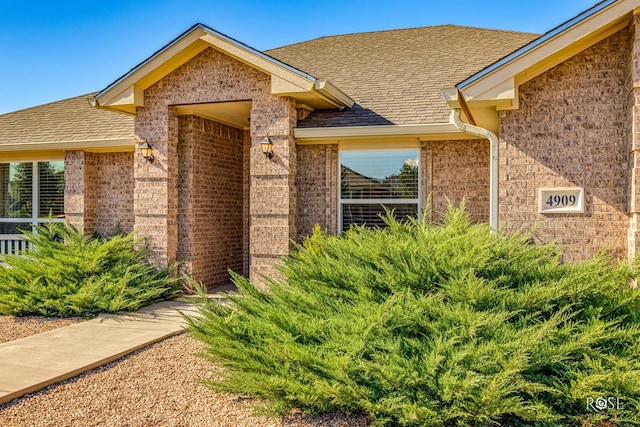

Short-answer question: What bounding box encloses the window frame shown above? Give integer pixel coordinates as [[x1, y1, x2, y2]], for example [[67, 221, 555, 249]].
[[338, 147, 421, 233], [0, 160, 65, 233]]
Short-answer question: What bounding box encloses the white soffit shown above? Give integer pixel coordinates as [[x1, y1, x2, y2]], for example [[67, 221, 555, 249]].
[[294, 123, 476, 144], [175, 101, 252, 130]]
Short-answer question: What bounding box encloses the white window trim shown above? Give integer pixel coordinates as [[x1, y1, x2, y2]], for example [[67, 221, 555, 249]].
[[338, 148, 421, 233], [0, 161, 65, 234]]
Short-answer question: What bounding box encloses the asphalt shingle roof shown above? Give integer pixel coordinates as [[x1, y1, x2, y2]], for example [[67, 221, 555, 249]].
[[266, 25, 538, 127], [0, 93, 134, 145], [0, 25, 539, 144]]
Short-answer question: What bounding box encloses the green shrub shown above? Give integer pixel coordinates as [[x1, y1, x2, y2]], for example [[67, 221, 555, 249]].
[[0, 222, 182, 317], [188, 205, 640, 426]]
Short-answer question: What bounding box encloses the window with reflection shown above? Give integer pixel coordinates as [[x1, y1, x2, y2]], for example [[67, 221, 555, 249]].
[[0, 161, 65, 234], [340, 149, 419, 231]]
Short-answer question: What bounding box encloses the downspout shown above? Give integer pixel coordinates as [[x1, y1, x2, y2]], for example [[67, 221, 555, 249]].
[[449, 108, 499, 233]]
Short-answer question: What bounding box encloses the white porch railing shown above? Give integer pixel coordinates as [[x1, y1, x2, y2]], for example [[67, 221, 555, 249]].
[[0, 235, 31, 255]]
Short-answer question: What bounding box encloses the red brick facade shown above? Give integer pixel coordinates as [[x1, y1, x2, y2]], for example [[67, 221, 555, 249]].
[[95, 152, 134, 236], [62, 12, 640, 287], [295, 141, 490, 235], [424, 140, 490, 223], [627, 13, 640, 258], [296, 144, 339, 240], [134, 47, 297, 286], [65, 151, 134, 237], [499, 28, 630, 260], [177, 115, 246, 286]]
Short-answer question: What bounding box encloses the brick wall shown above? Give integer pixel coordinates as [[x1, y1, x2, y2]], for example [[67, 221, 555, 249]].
[[136, 47, 297, 284], [95, 152, 134, 236], [65, 151, 134, 237], [295, 143, 486, 238], [424, 140, 490, 223], [296, 144, 338, 240], [248, 97, 298, 285], [499, 28, 630, 261], [178, 115, 245, 287], [627, 13, 640, 258], [134, 104, 179, 268], [64, 151, 96, 234], [242, 130, 251, 279]]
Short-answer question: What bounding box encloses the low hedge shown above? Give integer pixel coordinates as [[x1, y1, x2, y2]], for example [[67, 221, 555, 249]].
[[0, 222, 182, 317], [188, 205, 640, 426]]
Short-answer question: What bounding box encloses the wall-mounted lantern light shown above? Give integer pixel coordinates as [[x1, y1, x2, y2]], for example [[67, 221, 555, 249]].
[[140, 142, 154, 162], [261, 137, 274, 159]]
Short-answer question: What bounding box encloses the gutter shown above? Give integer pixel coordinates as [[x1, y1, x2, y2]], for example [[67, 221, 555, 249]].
[[449, 108, 499, 233], [449, 0, 620, 232], [294, 123, 461, 141], [0, 138, 135, 152], [314, 80, 355, 109]]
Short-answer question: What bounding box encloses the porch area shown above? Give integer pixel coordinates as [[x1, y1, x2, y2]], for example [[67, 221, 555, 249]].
[[175, 113, 250, 287]]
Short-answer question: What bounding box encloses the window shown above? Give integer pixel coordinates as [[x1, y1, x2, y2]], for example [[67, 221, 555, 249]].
[[0, 161, 65, 234], [340, 149, 419, 231]]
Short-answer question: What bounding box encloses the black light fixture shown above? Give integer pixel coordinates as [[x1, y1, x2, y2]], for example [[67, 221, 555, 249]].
[[140, 142, 154, 162], [261, 137, 273, 159]]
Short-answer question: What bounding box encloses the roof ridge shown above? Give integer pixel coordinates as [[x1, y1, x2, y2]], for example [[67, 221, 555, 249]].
[[266, 24, 539, 52]]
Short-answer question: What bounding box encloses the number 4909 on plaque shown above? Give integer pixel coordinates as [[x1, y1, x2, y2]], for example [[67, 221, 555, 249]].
[[538, 187, 584, 214]]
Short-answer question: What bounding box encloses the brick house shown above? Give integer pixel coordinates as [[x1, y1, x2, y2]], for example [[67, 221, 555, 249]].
[[1, 0, 639, 287]]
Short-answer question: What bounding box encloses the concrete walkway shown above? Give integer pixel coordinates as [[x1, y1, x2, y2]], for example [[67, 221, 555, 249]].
[[0, 299, 204, 405]]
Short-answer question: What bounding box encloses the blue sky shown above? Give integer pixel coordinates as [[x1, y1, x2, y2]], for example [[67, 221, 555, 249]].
[[0, 0, 598, 114]]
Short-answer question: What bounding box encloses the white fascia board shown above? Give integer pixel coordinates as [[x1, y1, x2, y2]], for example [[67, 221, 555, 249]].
[[102, 86, 138, 108], [199, 33, 316, 92], [468, 78, 517, 106], [201, 34, 353, 108], [95, 23, 354, 111], [461, 0, 638, 103], [441, 87, 460, 107], [197, 25, 318, 82], [294, 123, 462, 141], [314, 80, 355, 108], [96, 28, 208, 108], [0, 138, 135, 152]]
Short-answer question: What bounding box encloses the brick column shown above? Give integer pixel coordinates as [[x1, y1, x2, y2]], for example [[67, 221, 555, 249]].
[[249, 96, 297, 285], [133, 105, 179, 268], [64, 151, 97, 234], [628, 13, 640, 258]]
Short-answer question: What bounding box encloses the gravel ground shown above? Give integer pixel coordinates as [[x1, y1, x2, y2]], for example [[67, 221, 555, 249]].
[[0, 315, 83, 343], [0, 321, 372, 427]]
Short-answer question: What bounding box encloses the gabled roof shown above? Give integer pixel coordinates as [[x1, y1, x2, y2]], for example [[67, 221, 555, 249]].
[[94, 23, 354, 114], [445, 0, 640, 113], [267, 25, 538, 127], [6, 2, 629, 149], [0, 93, 134, 152]]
